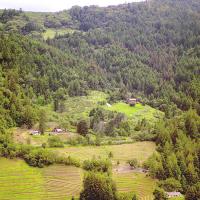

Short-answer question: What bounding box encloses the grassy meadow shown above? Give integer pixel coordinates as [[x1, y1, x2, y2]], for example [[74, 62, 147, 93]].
[[103, 102, 163, 123], [0, 158, 82, 200], [0, 153, 158, 200], [53, 141, 156, 165], [113, 172, 157, 200], [41, 90, 162, 131], [42, 28, 76, 40]]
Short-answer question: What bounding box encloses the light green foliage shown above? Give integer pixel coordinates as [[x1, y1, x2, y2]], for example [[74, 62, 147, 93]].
[[42, 28, 76, 40], [103, 102, 164, 123]]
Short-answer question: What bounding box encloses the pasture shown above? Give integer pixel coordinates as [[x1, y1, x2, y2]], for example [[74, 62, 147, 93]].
[[113, 172, 157, 200], [103, 102, 163, 123], [0, 158, 82, 200], [0, 141, 156, 200], [54, 141, 156, 165], [0, 157, 158, 200]]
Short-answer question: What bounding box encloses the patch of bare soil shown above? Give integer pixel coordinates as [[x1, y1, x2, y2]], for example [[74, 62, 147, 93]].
[[114, 165, 147, 174]]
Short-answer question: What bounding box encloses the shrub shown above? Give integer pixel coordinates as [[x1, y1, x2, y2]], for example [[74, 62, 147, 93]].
[[77, 120, 88, 136], [185, 182, 200, 200], [127, 158, 139, 168], [82, 158, 112, 174], [153, 187, 168, 200], [159, 178, 182, 192], [24, 149, 55, 167], [48, 136, 64, 148], [56, 156, 81, 168]]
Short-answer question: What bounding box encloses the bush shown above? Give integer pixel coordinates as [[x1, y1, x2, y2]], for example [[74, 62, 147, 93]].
[[24, 148, 55, 167], [185, 182, 200, 200], [67, 136, 88, 146], [127, 158, 139, 168], [48, 136, 64, 148], [153, 187, 168, 200], [80, 172, 117, 200], [77, 120, 89, 136], [82, 158, 112, 174], [56, 156, 81, 168], [158, 178, 182, 192]]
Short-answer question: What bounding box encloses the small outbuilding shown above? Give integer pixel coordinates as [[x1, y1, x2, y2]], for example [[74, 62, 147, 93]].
[[126, 98, 137, 106], [52, 128, 63, 134], [166, 192, 182, 198], [30, 130, 40, 135]]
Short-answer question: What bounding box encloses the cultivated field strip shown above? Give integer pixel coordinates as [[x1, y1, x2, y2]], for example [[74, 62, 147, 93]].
[[41, 165, 83, 199], [0, 158, 82, 200], [56, 142, 156, 164], [113, 172, 156, 200]]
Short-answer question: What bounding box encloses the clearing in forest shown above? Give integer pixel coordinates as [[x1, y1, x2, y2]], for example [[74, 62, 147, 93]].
[[54, 141, 156, 165]]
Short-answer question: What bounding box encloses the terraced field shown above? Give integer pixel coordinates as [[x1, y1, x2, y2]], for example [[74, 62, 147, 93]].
[[54, 141, 156, 165], [0, 158, 82, 200], [0, 158, 44, 200], [113, 172, 157, 200], [41, 165, 83, 200], [0, 158, 157, 200]]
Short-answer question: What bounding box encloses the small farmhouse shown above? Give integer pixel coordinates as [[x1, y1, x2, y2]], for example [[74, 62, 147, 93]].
[[166, 192, 182, 198], [30, 130, 40, 135], [126, 98, 138, 106], [52, 128, 63, 134]]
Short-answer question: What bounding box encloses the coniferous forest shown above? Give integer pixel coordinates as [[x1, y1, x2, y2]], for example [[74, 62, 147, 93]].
[[0, 0, 200, 199]]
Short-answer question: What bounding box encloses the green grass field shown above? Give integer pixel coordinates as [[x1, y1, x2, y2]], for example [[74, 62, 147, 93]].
[[43, 90, 108, 126], [103, 102, 163, 123], [44, 91, 162, 127], [0, 158, 45, 200], [113, 172, 157, 200], [54, 141, 156, 165], [0, 157, 158, 200], [0, 158, 82, 200], [42, 28, 76, 40]]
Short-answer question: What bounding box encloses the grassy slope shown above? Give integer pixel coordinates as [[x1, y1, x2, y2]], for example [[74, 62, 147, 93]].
[[103, 102, 163, 123], [0, 158, 45, 200], [53, 141, 156, 165], [113, 172, 157, 200], [0, 156, 157, 200], [0, 158, 82, 200], [44, 91, 162, 127], [42, 28, 76, 40]]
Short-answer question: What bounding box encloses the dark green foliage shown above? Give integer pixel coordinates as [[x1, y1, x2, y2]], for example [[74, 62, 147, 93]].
[[185, 182, 200, 200], [38, 109, 47, 134], [153, 187, 168, 200], [82, 159, 111, 174], [24, 148, 55, 168], [132, 194, 138, 200], [80, 172, 117, 200], [158, 178, 182, 192], [145, 110, 200, 194], [77, 120, 89, 136], [127, 159, 139, 168]]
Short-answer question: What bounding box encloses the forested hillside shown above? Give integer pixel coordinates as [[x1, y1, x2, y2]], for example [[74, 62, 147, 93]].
[[0, 0, 199, 199]]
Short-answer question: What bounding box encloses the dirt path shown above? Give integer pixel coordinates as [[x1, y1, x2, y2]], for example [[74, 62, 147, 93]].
[[114, 165, 147, 174]]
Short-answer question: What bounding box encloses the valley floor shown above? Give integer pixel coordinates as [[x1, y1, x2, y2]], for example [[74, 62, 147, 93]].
[[0, 142, 156, 200]]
